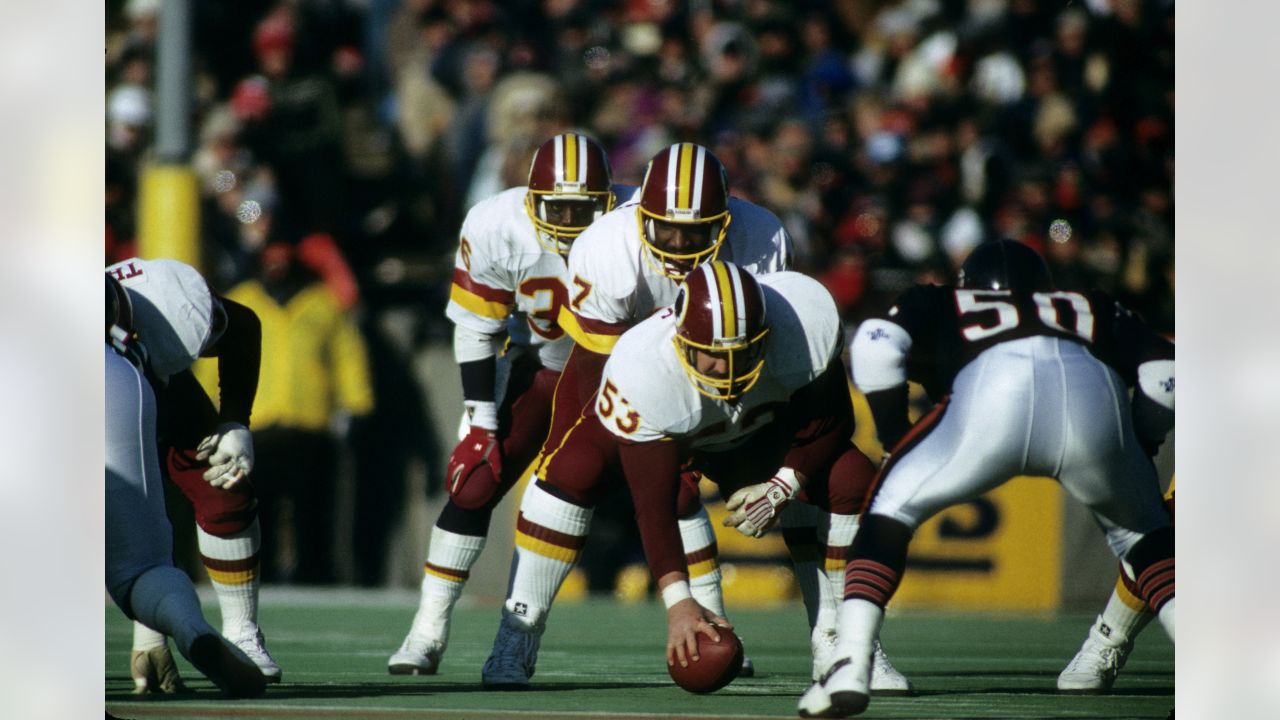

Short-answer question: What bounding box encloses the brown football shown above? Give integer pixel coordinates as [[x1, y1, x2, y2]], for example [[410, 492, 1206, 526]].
[[667, 626, 744, 693]]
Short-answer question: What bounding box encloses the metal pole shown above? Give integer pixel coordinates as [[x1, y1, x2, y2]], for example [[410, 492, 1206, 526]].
[[153, 0, 192, 163]]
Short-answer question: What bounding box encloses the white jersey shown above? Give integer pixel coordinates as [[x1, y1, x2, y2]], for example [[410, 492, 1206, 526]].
[[596, 272, 839, 449], [445, 184, 637, 372], [106, 257, 219, 380], [561, 195, 792, 355]]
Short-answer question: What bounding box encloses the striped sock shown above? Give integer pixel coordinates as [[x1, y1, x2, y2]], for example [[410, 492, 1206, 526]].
[[680, 507, 724, 616], [821, 512, 859, 634], [197, 520, 260, 641], [505, 480, 592, 630], [408, 526, 486, 643], [1099, 575, 1155, 644]]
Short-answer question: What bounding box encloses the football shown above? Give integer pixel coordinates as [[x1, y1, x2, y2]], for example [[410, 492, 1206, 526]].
[[667, 626, 744, 693]]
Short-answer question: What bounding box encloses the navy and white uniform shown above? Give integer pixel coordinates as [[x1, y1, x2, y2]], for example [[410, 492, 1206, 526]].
[[850, 284, 1175, 558]]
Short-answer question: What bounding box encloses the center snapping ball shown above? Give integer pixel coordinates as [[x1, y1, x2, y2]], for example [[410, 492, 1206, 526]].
[[668, 627, 744, 693]]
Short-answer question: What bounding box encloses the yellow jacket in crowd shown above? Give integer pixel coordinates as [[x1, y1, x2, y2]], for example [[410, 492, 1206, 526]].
[[197, 280, 374, 431]]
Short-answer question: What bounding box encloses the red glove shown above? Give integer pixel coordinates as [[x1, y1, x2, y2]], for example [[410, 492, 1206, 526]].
[[447, 426, 504, 499]]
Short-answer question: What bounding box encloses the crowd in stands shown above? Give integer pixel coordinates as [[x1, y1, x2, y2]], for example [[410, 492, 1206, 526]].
[[105, 0, 1175, 584]]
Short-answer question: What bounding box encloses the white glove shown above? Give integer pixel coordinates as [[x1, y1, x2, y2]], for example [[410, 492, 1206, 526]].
[[196, 422, 254, 489], [723, 468, 803, 538]]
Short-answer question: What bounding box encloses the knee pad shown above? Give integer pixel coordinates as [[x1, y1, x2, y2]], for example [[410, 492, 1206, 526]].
[[1123, 525, 1174, 612]]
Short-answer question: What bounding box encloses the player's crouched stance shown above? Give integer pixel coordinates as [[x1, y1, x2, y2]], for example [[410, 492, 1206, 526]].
[[594, 262, 909, 691], [797, 240, 1174, 718], [108, 257, 282, 690], [106, 274, 267, 698]]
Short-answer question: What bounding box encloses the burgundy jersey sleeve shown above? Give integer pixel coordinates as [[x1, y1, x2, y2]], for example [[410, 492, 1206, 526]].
[[619, 438, 686, 580]]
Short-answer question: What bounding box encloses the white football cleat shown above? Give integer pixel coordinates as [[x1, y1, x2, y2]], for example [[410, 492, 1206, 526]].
[[229, 628, 282, 683], [1058, 616, 1132, 693], [869, 639, 912, 695], [481, 610, 542, 690], [740, 655, 756, 678], [388, 634, 446, 675], [797, 655, 872, 718], [131, 643, 187, 694], [187, 633, 267, 698], [811, 626, 839, 682]]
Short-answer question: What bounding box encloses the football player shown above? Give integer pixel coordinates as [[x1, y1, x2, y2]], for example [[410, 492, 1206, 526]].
[[106, 257, 282, 690], [581, 261, 909, 690], [1058, 479, 1175, 692], [106, 273, 267, 698], [387, 133, 633, 675], [798, 239, 1175, 718], [481, 143, 808, 688]]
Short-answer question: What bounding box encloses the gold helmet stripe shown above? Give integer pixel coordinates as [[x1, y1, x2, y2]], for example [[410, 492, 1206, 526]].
[[676, 143, 694, 210], [711, 261, 736, 340], [566, 134, 579, 183]]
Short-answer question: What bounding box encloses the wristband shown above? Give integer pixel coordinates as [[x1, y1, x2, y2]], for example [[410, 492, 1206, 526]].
[[464, 400, 499, 431], [661, 580, 693, 609], [771, 467, 803, 495]]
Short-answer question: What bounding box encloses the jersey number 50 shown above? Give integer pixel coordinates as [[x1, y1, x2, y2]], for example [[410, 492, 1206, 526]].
[[956, 290, 1095, 343]]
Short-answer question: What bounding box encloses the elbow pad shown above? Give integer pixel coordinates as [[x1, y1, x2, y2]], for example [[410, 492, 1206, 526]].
[[1137, 359, 1175, 411], [850, 319, 912, 393]]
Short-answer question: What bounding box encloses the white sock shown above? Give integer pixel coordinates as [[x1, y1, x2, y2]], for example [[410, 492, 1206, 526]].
[[1156, 597, 1174, 642], [197, 520, 261, 640], [835, 598, 884, 664], [505, 481, 592, 630], [780, 502, 823, 629], [132, 621, 167, 652], [680, 506, 724, 616], [128, 565, 218, 659], [1098, 584, 1154, 645], [410, 527, 486, 643]]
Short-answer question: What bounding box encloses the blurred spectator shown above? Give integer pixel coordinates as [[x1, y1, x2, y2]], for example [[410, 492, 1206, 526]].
[[205, 244, 374, 584], [237, 9, 347, 236]]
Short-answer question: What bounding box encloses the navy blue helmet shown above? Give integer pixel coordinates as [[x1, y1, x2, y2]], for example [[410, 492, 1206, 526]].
[[957, 239, 1053, 292]]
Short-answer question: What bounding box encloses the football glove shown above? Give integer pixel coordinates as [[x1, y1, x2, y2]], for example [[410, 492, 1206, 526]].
[[447, 426, 504, 500], [196, 422, 254, 488], [723, 469, 802, 538]]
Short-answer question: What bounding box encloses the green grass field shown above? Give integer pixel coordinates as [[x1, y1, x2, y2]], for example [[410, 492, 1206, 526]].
[[106, 589, 1172, 719]]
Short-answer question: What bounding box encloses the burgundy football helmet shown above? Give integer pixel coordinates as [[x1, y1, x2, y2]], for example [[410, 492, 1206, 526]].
[[637, 143, 732, 280], [524, 132, 615, 255], [671, 261, 769, 400]]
